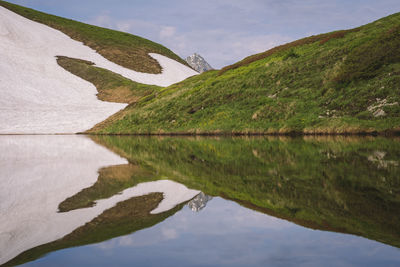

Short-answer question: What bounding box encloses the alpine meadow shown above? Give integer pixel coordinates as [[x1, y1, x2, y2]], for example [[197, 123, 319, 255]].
[[1, 1, 400, 267]]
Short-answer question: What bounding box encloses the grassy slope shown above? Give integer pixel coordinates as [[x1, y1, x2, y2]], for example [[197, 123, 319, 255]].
[[56, 56, 160, 104], [90, 13, 400, 134], [0, 1, 189, 73], [93, 135, 400, 248]]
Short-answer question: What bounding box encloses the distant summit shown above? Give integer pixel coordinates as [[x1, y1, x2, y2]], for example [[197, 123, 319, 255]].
[[186, 53, 213, 73], [188, 192, 212, 212]]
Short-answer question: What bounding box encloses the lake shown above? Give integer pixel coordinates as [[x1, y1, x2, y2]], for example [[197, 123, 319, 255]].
[[1, 135, 400, 267]]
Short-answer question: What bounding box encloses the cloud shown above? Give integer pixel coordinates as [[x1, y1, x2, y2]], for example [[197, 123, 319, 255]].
[[159, 26, 176, 39], [155, 28, 292, 68], [83, 4, 296, 68], [26, 0, 400, 69], [115, 21, 132, 32], [161, 227, 178, 239], [90, 15, 291, 68], [89, 14, 113, 29]]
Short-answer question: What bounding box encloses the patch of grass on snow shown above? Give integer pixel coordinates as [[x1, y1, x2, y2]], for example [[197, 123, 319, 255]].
[[56, 56, 160, 104]]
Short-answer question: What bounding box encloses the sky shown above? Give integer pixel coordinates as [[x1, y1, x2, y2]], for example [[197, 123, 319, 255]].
[[5, 0, 400, 68]]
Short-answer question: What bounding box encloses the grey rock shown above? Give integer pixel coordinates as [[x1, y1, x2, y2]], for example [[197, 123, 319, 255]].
[[187, 192, 212, 212], [367, 98, 398, 117], [186, 53, 213, 73], [373, 108, 386, 117]]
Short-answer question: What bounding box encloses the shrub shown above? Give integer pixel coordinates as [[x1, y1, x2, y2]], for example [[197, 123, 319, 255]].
[[283, 49, 300, 60], [219, 28, 359, 75], [319, 28, 360, 45], [334, 26, 400, 84]]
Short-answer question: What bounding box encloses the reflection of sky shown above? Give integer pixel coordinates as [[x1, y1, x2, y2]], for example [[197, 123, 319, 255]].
[[22, 197, 400, 267]]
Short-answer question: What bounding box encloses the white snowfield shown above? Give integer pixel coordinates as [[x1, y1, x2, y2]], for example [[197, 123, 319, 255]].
[[0, 135, 200, 265], [0, 7, 197, 134]]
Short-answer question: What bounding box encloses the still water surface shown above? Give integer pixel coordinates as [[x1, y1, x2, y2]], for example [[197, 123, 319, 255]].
[[0, 135, 399, 266]]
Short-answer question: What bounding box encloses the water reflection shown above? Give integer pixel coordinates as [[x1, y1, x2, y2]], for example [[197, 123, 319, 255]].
[[86, 198, 399, 267], [91, 135, 400, 248], [0, 136, 198, 266], [0, 135, 399, 266], [187, 192, 212, 212]]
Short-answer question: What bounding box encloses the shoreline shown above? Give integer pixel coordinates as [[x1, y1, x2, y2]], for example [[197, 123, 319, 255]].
[[81, 129, 400, 137], [1, 129, 399, 137]]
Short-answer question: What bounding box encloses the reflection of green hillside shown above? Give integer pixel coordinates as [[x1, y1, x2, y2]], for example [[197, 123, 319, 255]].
[[92, 136, 400, 247], [4, 193, 185, 267], [59, 164, 156, 212]]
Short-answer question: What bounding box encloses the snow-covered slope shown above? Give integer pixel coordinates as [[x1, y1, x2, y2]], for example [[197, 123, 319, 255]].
[[0, 7, 197, 134], [0, 135, 199, 265]]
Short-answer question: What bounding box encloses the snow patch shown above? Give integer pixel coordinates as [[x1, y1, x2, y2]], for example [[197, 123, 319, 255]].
[[0, 7, 197, 134]]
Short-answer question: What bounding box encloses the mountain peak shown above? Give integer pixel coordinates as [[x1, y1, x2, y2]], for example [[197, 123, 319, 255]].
[[186, 53, 213, 73]]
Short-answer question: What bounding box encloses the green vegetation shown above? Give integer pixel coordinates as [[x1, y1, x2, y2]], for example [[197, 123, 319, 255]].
[[0, 1, 189, 73], [88, 13, 400, 134], [335, 25, 400, 84], [57, 56, 160, 104], [93, 136, 400, 248], [219, 28, 360, 75], [58, 163, 158, 212]]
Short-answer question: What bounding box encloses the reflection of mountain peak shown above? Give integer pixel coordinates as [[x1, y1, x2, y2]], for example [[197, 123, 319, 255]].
[[188, 192, 212, 212]]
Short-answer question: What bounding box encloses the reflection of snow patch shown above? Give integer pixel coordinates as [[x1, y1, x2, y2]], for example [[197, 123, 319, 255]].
[[0, 7, 197, 134], [0, 135, 198, 265], [113, 180, 199, 215], [0, 135, 127, 264]]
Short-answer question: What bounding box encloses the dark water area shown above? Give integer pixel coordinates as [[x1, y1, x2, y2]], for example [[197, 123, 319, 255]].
[[1, 135, 400, 266]]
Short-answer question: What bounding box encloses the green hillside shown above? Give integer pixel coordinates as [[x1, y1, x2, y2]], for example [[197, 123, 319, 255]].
[[88, 13, 400, 135], [0, 1, 189, 73], [2, 1, 399, 134]]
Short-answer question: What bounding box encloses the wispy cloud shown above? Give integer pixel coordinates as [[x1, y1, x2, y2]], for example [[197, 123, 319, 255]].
[[87, 14, 292, 67], [159, 26, 176, 39], [89, 14, 113, 29], [8, 0, 400, 68]]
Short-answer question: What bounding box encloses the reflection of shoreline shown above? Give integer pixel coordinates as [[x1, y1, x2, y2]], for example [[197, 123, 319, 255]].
[[92, 135, 400, 142], [0, 136, 199, 266]]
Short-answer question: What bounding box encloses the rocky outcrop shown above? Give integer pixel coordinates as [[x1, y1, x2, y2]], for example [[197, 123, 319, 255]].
[[188, 192, 212, 212], [186, 53, 213, 73], [367, 98, 398, 117]]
